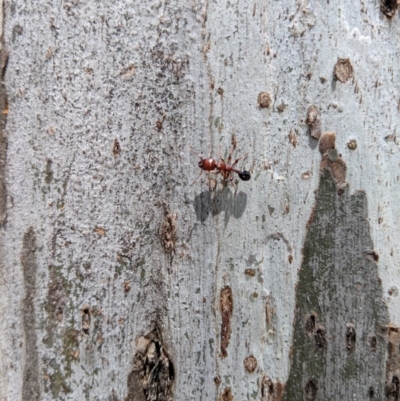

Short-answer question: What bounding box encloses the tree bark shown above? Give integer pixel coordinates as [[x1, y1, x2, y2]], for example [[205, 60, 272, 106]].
[[1, 1, 399, 400]]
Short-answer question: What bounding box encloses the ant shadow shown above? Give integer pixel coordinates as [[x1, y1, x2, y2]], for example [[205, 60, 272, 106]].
[[193, 186, 248, 226]]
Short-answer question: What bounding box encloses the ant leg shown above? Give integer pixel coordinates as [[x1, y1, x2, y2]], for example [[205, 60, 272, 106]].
[[227, 144, 236, 164], [190, 148, 202, 160], [192, 170, 203, 185], [231, 152, 248, 167], [218, 145, 225, 164]]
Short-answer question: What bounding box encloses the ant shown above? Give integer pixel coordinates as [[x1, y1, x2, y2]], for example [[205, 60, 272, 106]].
[[191, 144, 251, 186]]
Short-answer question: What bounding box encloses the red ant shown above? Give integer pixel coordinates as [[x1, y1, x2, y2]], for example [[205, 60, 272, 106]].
[[191, 145, 251, 185]]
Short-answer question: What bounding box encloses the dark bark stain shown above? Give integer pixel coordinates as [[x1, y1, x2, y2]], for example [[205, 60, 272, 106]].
[[346, 324, 356, 353], [220, 286, 233, 357], [125, 326, 174, 401], [219, 387, 233, 401], [21, 227, 41, 401], [282, 139, 389, 398], [381, 0, 398, 18]]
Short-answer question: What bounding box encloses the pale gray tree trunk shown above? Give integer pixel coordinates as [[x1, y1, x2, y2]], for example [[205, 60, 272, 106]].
[[1, 0, 399, 400]]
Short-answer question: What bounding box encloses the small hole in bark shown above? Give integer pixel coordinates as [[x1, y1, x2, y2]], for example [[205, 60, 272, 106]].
[[369, 336, 377, 351], [304, 379, 318, 400], [369, 386, 374, 398], [314, 327, 326, 349], [214, 375, 221, 386], [82, 307, 90, 334], [347, 139, 357, 150], [305, 314, 316, 334], [346, 324, 356, 352], [381, 0, 398, 17]]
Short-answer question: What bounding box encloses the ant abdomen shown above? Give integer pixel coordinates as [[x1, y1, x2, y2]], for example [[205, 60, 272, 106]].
[[238, 170, 251, 181]]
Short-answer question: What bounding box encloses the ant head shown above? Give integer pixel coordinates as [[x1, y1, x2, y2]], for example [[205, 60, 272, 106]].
[[198, 160, 204, 168], [238, 170, 251, 181]]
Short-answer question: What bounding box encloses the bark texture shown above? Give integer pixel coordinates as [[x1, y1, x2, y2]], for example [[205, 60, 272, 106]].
[[1, 0, 400, 400]]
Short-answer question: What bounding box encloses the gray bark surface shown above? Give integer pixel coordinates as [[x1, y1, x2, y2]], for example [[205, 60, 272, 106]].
[[1, 1, 400, 400]]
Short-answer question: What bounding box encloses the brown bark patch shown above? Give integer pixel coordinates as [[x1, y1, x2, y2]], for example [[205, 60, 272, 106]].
[[334, 59, 353, 83], [113, 139, 121, 156], [258, 92, 272, 108], [125, 327, 174, 401], [243, 355, 258, 373], [244, 268, 256, 276], [288, 128, 298, 147], [219, 387, 233, 401], [220, 286, 233, 357], [306, 106, 321, 139], [347, 139, 357, 150], [319, 132, 347, 186]]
